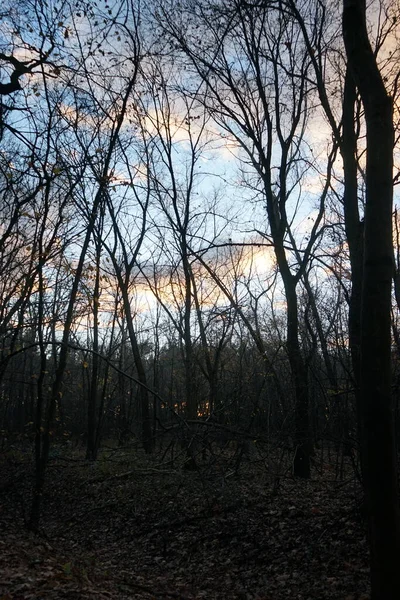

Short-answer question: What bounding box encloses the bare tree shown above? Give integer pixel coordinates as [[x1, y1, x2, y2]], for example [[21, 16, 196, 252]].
[[27, 0, 146, 527], [158, 0, 338, 476], [343, 0, 400, 596], [283, 0, 400, 592]]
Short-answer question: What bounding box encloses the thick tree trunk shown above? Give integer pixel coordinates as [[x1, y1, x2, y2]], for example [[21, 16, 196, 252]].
[[343, 1, 400, 597]]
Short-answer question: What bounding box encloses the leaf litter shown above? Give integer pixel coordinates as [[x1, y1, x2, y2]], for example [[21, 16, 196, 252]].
[[0, 445, 370, 599]]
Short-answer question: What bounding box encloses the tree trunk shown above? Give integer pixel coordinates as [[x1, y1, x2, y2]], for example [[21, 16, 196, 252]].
[[343, 1, 400, 597], [86, 240, 101, 461], [284, 277, 310, 479], [183, 258, 197, 421], [119, 285, 153, 455], [341, 65, 364, 402]]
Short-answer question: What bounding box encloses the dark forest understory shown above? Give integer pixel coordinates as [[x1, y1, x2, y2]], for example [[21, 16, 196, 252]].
[[1, 443, 370, 600]]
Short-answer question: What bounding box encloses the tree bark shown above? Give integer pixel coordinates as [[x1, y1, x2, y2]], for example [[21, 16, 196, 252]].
[[343, 1, 400, 597]]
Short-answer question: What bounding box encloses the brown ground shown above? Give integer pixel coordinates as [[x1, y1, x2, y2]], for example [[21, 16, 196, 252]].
[[0, 443, 370, 599]]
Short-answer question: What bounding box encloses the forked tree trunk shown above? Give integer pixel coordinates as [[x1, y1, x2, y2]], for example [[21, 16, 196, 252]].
[[343, 1, 400, 597]]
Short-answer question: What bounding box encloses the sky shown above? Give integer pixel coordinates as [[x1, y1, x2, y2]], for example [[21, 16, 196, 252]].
[[1, 0, 400, 346]]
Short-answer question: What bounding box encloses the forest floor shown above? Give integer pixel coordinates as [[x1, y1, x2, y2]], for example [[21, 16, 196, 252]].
[[0, 441, 370, 600]]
